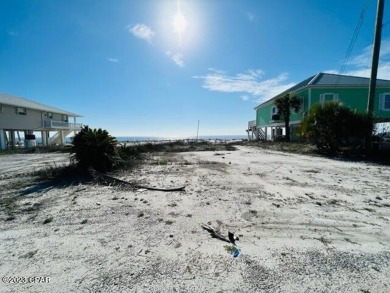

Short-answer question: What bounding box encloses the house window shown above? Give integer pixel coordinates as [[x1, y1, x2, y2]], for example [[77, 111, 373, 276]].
[[385, 95, 390, 109], [47, 112, 53, 119], [380, 93, 390, 110], [16, 107, 27, 115], [299, 96, 304, 113], [0, 104, 3, 112], [271, 106, 280, 120], [320, 93, 338, 105], [62, 114, 68, 122]]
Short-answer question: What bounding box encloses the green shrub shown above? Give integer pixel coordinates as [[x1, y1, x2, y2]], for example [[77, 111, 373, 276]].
[[298, 101, 374, 154]]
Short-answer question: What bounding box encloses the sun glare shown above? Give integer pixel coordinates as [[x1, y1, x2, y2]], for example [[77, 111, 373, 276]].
[[173, 0, 187, 35], [158, 0, 199, 50], [173, 13, 186, 34]]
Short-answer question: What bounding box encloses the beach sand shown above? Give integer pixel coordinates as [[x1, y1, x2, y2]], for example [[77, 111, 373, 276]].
[[0, 145, 389, 292]]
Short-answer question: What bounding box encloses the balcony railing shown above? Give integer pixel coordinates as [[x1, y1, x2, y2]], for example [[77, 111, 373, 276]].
[[248, 120, 256, 128], [44, 119, 82, 130]]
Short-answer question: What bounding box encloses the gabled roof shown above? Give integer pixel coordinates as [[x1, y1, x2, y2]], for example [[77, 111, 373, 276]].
[[255, 72, 390, 109], [0, 93, 82, 117]]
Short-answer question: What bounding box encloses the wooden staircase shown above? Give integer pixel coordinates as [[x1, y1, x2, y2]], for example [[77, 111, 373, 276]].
[[256, 127, 266, 141], [49, 130, 72, 145]]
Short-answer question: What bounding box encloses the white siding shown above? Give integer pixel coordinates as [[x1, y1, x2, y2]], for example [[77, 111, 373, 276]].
[[0, 104, 43, 130]]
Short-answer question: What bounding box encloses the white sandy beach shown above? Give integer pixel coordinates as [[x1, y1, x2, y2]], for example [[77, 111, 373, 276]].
[[0, 145, 389, 292]]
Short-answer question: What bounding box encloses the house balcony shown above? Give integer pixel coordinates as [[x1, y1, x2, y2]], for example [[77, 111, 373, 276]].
[[43, 119, 82, 130], [248, 120, 256, 129]]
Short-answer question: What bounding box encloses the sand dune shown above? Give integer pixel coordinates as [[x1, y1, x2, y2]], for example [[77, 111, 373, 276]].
[[0, 145, 389, 292]]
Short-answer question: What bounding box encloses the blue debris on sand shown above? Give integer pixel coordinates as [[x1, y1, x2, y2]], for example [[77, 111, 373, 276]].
[[233, 248, 240, 258]]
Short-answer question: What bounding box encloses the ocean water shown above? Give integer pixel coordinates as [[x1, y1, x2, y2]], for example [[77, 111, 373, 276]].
[[115, 135, 247, 143], [30, 135, 247, 145]]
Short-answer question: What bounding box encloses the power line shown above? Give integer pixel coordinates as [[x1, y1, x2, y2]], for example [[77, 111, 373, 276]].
[[336, 0, 372, 84], [383, 20, 390, 26]]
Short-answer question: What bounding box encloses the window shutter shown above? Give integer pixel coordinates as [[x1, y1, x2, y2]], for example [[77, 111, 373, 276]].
[[379, 94, 383, 110], [334, 94, 339, 101]]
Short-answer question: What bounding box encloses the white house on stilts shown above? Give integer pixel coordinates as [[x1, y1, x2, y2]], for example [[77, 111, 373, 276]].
[[0, 93, 82, 150]]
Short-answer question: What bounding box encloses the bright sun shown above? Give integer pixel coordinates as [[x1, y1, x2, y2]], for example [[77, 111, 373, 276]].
[[173, 13, 186, 34]]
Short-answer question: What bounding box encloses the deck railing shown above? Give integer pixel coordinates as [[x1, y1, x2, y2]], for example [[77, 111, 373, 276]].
[[44, 119, 82, 130], [248, 120, 256, 128]]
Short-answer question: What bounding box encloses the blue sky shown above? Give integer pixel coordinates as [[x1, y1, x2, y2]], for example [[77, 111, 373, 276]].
[[1, 0, 390, 137]]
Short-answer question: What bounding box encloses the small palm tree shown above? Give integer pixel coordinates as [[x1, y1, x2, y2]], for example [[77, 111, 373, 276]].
[[70, 126, 119, 172], [274, 94, 302, 141]]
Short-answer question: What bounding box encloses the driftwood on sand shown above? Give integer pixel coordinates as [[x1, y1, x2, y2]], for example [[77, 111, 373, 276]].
[[201, 224, 231, 243], [89, 168, 186, 192], [201, 224, 239, 245]]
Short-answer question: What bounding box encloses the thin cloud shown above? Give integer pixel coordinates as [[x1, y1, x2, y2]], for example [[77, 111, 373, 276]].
[[345, 63, 390, 80], [329, 39, 390, 80], [247, 12, 257, 22], [349, 40, 390, 67], [107, 58, 119, 63], [322, 69, 340, 74], [194, 69, 296, 103], [166, 51, 184, 67], [207, 68, 226, 74], [129, 24, 155, 42]]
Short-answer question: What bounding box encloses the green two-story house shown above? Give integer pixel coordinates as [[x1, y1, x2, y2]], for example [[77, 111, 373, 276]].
[[247, 72, 390, 140]]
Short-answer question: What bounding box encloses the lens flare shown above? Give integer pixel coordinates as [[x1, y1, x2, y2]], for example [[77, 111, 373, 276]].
[[173, 13, 186, 34]]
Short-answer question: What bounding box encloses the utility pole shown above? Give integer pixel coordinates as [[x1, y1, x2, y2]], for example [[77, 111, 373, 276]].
[[196, 120, 200, 142], [367, 0, 384, 113], [366, 0, 384, 152]]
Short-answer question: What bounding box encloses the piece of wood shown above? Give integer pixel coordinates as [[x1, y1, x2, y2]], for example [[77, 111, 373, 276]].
[[201, 224, 230, 243], [89, 168, 186, 192]]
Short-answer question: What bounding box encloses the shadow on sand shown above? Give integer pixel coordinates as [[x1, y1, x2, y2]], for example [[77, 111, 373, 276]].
[[19, 167, 93, 196]]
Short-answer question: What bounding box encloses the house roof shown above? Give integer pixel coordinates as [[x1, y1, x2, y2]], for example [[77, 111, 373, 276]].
[[255, 72, 390, 109], [308, 72, 390, 86], [0, 93, 82, 117]]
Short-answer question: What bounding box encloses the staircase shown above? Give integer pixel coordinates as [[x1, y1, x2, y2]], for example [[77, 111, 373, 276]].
[[49, 130, 72, 145], [256, 128, 266, 141]]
